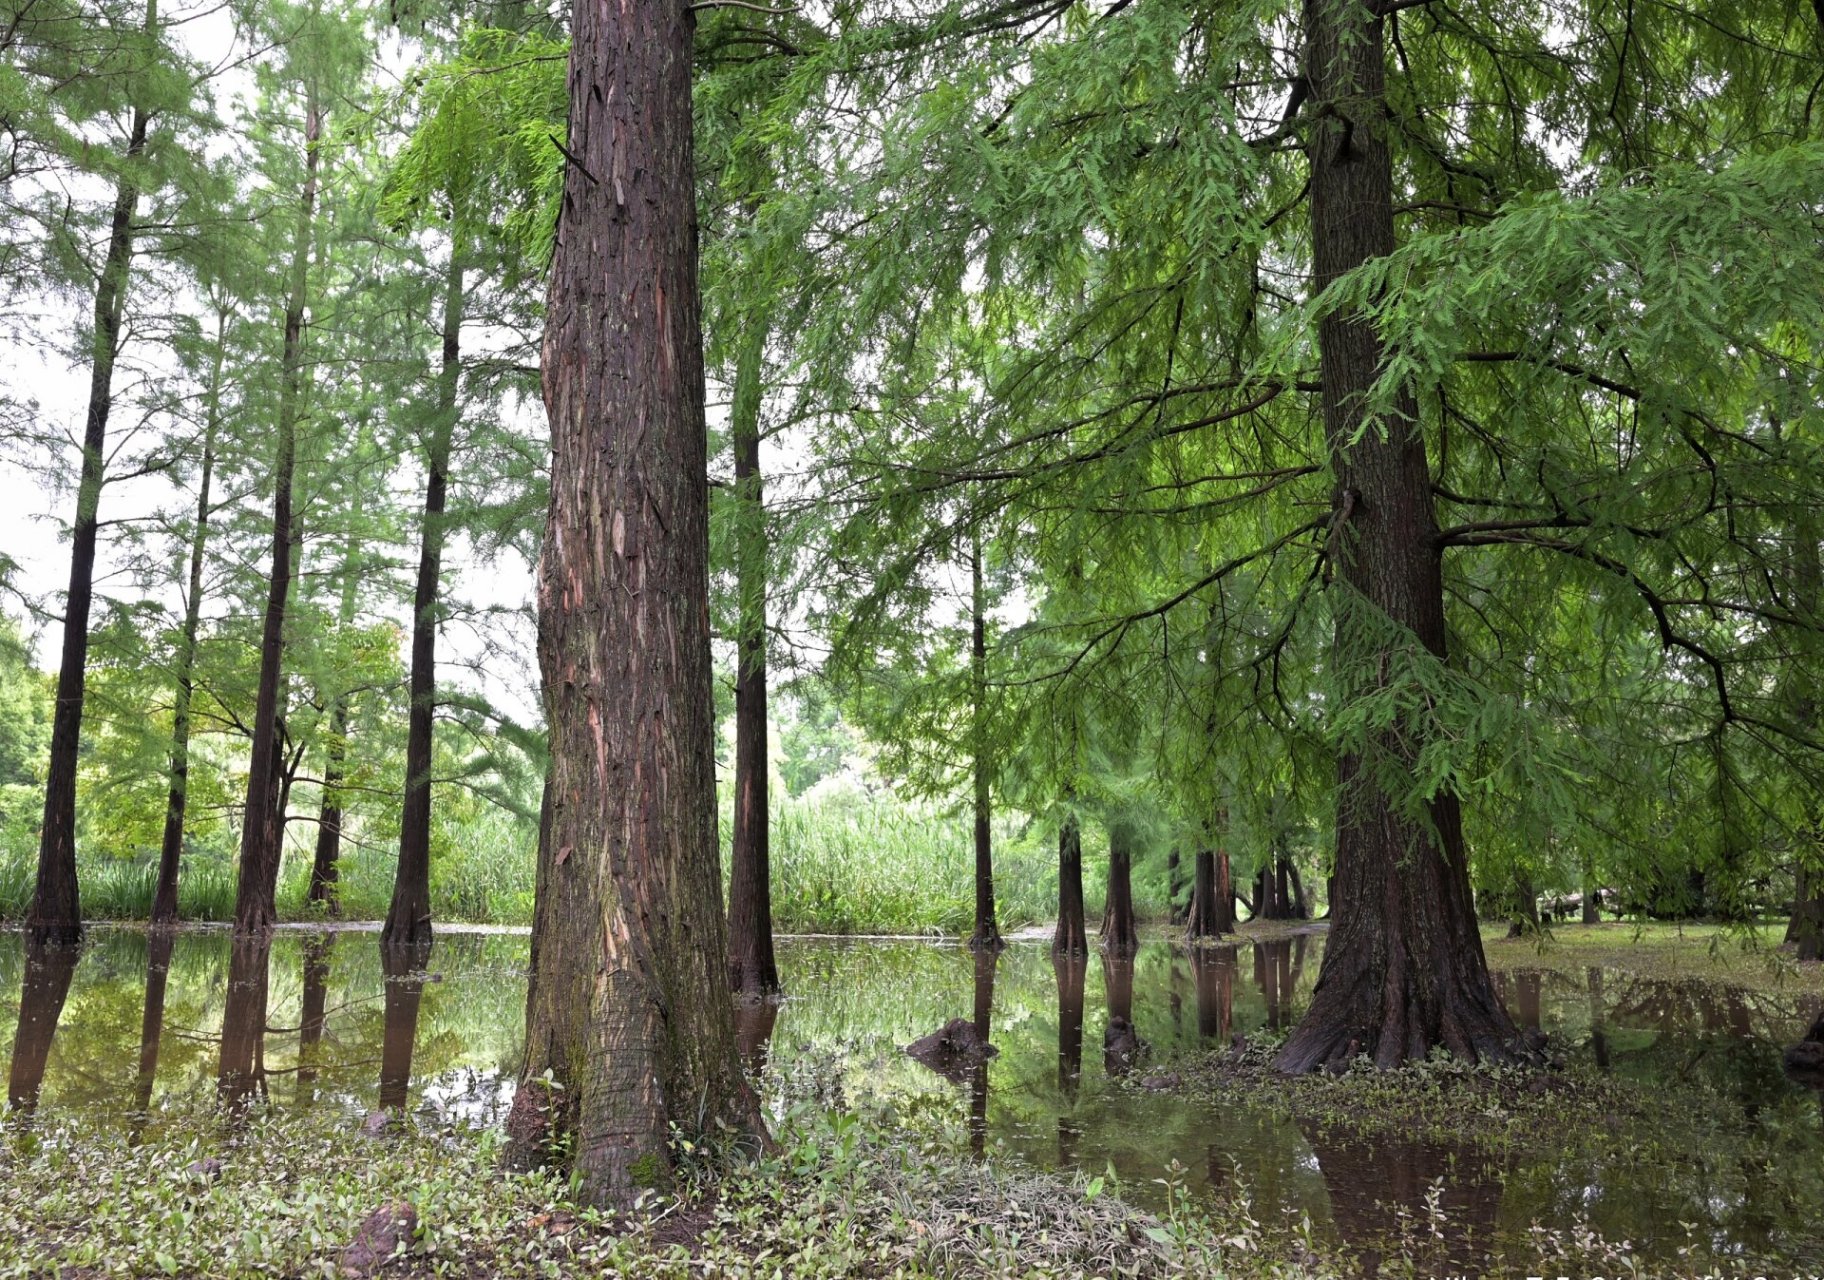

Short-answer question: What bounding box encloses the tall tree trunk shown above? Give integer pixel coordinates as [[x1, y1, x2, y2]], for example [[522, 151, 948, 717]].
[[384, 239, 466, 953], [506, 0, 763, 1205], [1100, 819, 1138, 956], [1276, 0, 1525, 1072], [6, 942, 80, 1112], [726, 311, 778, 998], [1287, 859, 1309, 919], [308, 538, 360, 915], [969, 540, 1002, 951], [30, 75, 154, 946], [232, 93, 321, 939], [1506, 870, 1539, 938], [1053, 815, 1088, 955], [1188, 845, 1235, 939], [150, 318, 224, 930]]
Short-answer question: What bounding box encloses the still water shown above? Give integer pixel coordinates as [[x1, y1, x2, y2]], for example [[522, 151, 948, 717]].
[[4, 926, 1821, 1271]]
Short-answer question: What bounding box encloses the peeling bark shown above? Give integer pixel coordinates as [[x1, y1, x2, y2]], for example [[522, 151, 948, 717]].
[[510, 0, 764, 1206]]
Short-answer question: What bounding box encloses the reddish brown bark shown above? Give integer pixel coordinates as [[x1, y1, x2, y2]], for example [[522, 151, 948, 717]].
[[508, 0, 763, 1205], [1188, 846, 1235, 939], [233, 93, 321, 939], [1100, 819, 1139, 956], [727, 313, 778, 998], [1275, 0, 1526, 1072], [1054, 815, 1088, 955]]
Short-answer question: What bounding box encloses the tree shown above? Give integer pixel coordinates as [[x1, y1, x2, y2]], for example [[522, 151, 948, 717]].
[[726, 309, 780, 998], [505, 0, 763, 1205], [27, 0, 161, 945], [1273, 0, 1523, 1073], [150, 305, 231, 928], [230, 63, 323, 939]]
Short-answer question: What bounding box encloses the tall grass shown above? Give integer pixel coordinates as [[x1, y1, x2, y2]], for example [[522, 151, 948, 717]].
[[734, 788, 1060, 935], [2, 788, 1089, 936]]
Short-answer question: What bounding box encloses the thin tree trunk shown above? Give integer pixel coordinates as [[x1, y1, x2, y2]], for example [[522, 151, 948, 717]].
[[307, 700, 349, 912], [1287, 859, 1309, 919], [150, 314, 225, 929], [31, 59, 154, 946], [506, 0, 763, 1205], [969, 539, 1002, 951], [308, 539, 360, 915], [384, 239, 466, 953], [726, 311, 778, 998], [1100, 819, 1138, 956], [232, 93, 321, 939], [1167, 847, 1185, 925], [1276, 0, 1525, 1072], [1053, 815, 1088, 955], [1788, 512, 1824, 961]]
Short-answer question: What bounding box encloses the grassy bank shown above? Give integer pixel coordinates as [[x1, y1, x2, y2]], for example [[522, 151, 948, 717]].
[[0, 1103, 1316, 1280]]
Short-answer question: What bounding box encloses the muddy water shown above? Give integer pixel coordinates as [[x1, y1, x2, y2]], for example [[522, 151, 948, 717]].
[[4, 927, 1821, 1271]]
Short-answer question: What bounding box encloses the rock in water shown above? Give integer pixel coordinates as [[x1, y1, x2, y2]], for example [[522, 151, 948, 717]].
[[338, 1201, 417, 1277], [905, 1018, 996, 1083]]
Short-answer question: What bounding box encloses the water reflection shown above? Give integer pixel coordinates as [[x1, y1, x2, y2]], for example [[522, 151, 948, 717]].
[[131, 932, 174, 1138], [379, 942, 429, 1117], [216, 937, 272, 1108], [1191, 946, 1236, 1045], [298, 934, 332, 1098], [7, 942, 79, 1114], [1252, 936, 1305, 1031], [1304, 1125, 1502, 1276], [969, 948, 996, 1158], [1053, 953, 1086, 1165], [734, 1000, 779, 1077], [1102, 953, 1142, 1076]]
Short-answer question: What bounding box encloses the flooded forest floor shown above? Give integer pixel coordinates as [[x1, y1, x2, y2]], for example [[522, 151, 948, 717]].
[[2, 921, 1820, 1277]]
